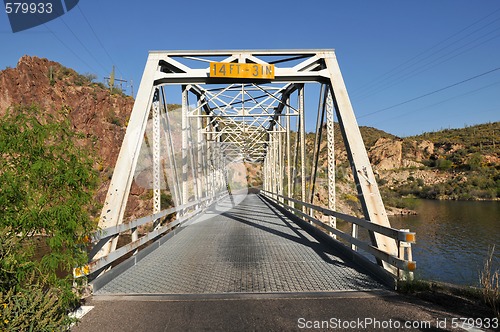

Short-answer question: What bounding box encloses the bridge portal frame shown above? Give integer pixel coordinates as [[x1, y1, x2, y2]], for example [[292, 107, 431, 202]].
[[87, 50, 412, 279]]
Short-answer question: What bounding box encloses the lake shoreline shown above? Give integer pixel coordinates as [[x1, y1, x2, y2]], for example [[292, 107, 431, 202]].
[[386, 206, 418, 216], [385, 195, 500, 216]]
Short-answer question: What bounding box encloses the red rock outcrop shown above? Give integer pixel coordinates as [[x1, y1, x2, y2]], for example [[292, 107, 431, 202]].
[[0, 55, 150, 219]]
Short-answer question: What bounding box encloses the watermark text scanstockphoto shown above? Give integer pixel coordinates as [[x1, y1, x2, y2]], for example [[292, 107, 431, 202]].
[[297, 317, 499, 330]]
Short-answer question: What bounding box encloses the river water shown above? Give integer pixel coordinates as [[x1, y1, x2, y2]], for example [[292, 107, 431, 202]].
[[389, 200, 500, 286]]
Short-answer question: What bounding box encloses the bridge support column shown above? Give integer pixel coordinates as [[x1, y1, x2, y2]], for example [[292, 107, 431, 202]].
[[325, 91, 337, 239], [299, 85, 306, 214], [278, 121, 284, 201], [324, 52, 398, 273], [286, 100, 292, 202], [273, 131, 278, 197], [197, 98, 205, 206], [181, 86, 189, 212], [291, 108, 300, 210], [152, 88, 161, 229], [186, 95, 200, 209]]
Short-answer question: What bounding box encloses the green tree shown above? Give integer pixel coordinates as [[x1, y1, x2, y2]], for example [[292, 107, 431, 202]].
[[468, 153, 483, 171], [435, 158, 453, 171], [0, 105, 98, 329]]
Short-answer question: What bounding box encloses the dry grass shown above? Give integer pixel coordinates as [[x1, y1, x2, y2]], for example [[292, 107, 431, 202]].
[[480, 245, 500, 318]]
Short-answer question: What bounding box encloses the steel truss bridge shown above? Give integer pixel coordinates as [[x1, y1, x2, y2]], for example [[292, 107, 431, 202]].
[[76, 50, 416, 295]]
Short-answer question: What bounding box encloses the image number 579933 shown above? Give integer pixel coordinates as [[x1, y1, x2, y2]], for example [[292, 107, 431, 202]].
[[5, 2, 53, 14], [4, 0, 79, 33]]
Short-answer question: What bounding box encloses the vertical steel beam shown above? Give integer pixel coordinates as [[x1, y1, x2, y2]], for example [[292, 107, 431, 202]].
[[214, 139, 219, 195], [265, 147, 271, 193], [268, 132, 276, 193], [263, 155, 267, 192], [152, 88, 161, 218], [209, 141, 215, 200], [197, 97, 206, 203], [270, 134, 274, 194], [270, 133, 275, 194], [325, 91, 337, 238], [299, 85, 306, 213], [286, 101, 292, 200], [214, 141, 218, 195], [273, 132, 281, 194], [266, 154, 270, 193], [221, 142, 227, 195], [292, 111, 300, 209], [186, 108, 200, 206], [262, 156, 265, 191], [215, 138, 222, 195], [324, 52, 398, 272], [276, 134, 280, 201], [206, 122, 214, 202], [219, 142, 223, 195], [278, 120, 284, 200], [181, 86, 189, 209]]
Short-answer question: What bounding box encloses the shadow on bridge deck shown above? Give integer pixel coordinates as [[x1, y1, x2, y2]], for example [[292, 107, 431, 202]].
[[94, 194, 386, 295], [75, 195, 462, 332]]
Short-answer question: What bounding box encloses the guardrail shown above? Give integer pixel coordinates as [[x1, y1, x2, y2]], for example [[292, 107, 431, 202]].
[[74, 192, 228, 278], [260, 190, 415, 280]]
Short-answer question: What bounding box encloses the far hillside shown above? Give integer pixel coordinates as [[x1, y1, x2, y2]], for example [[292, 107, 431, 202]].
[[392, 122, 500, 201], [318, 121, 499, 217], [409, 122, 498, 155]]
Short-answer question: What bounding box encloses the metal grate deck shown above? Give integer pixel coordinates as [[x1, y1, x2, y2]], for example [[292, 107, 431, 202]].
[[95, 194, 386, 295]]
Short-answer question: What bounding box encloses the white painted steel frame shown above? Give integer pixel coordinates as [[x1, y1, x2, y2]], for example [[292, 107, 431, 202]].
[[90, 50, 410, 279]]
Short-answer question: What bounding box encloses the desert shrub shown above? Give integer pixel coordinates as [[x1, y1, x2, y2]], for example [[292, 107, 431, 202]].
[[0, 272, 76, 331], [0, 105, 98, 329], [435, 158, 453, 170], [467, 153, 483, 171]]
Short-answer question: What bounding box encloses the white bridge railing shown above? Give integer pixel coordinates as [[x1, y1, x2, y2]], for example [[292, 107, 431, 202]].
[[260, 190, 415, 280], [74, 193, 228, 278]]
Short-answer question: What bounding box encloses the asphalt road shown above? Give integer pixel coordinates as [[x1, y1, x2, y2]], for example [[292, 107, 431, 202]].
[[72, 291, 495, 331]]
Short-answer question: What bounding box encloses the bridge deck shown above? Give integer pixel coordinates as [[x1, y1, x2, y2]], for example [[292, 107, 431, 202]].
[[95, 194, 385, 295]]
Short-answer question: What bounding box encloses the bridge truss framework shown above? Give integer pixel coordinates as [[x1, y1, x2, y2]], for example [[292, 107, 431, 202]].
[[81, 50, 415, 284]]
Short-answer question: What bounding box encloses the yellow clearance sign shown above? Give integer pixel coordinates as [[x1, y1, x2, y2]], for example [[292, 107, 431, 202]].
[[210, 62, 275, 79]]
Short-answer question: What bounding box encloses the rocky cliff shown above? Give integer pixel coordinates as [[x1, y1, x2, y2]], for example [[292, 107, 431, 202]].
[[0, 56, 151, 220]]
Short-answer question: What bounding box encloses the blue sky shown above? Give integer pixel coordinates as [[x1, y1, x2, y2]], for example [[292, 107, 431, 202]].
[[1, 0, 499, 136]]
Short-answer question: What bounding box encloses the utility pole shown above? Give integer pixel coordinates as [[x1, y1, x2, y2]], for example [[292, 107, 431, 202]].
[[104, 65, 129, 95]]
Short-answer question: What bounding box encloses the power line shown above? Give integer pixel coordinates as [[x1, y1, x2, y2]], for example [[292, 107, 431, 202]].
[[358, 66, 500, 119], [369, 80, 500, 125], [59, 16, 109, 75], [351, 7, 500, 99], [43, 23, 98, 73], [355, 21, 500, 101], [356, 28, 500, 102], [76, 4, 126, 78], [352, 7, 500, 95]]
